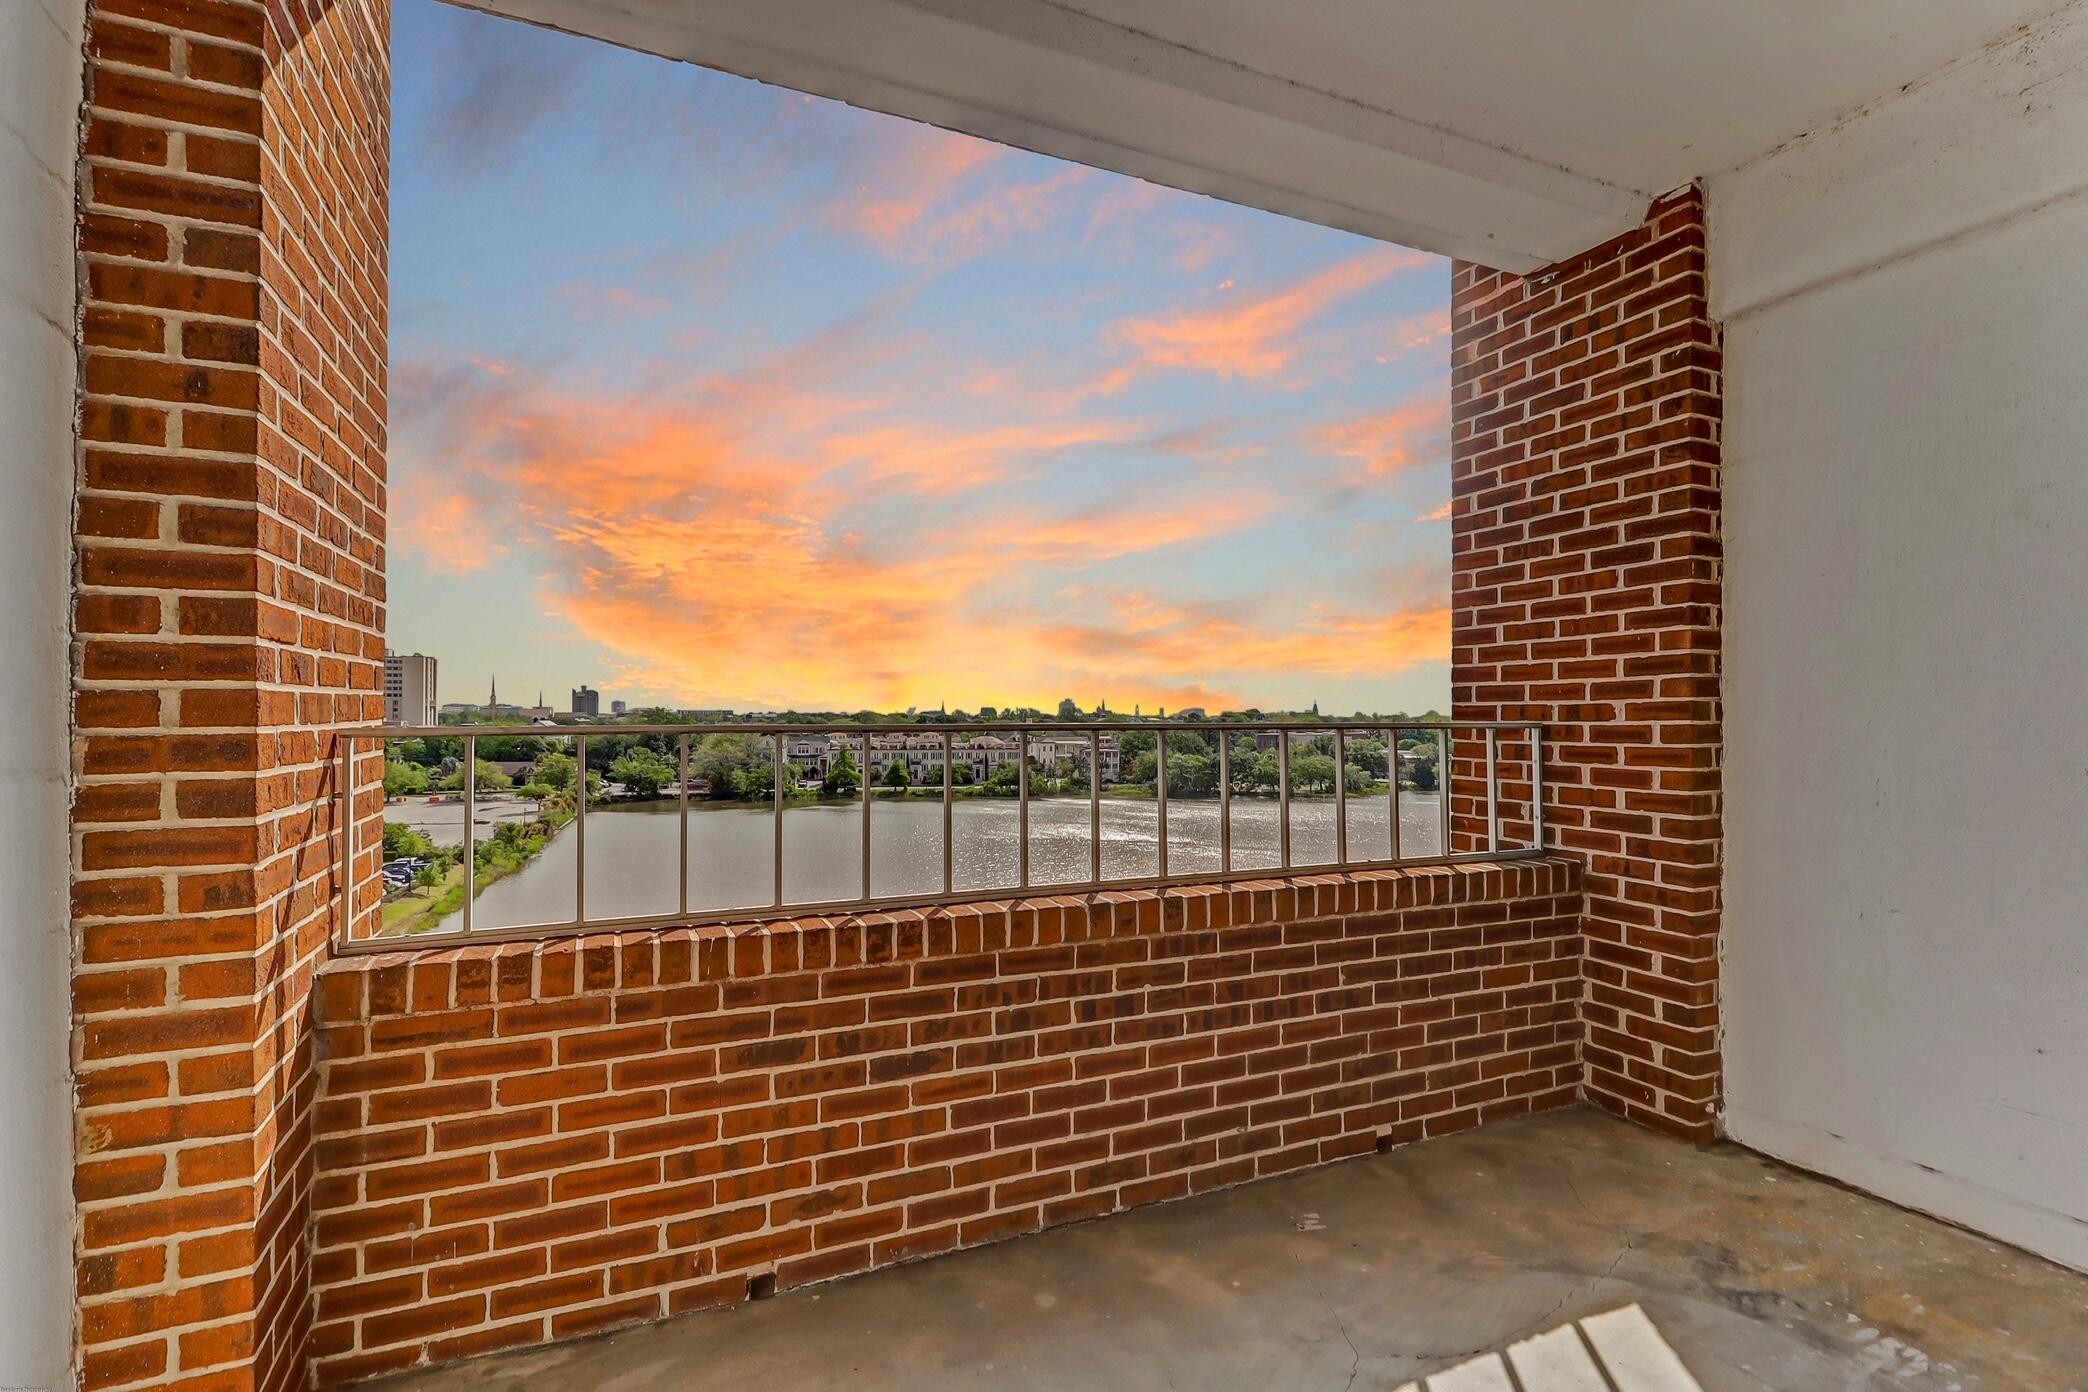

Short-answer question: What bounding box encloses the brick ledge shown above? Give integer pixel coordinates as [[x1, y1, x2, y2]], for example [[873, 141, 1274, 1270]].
[[320, 856, 1584, 1022]]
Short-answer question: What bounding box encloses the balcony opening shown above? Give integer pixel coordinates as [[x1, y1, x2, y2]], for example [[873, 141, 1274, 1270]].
[[365, 0, 1470, 944]]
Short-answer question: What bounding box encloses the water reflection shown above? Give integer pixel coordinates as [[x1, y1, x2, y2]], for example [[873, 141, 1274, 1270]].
[[389, 791, 1445, 936]]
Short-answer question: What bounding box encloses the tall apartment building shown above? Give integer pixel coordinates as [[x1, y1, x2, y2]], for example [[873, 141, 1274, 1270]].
[[571, 685, 601, 717], [383, 652, 438, 726]]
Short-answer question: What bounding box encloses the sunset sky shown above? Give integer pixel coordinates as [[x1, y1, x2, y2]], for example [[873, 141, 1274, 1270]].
[[387, 0, 1453, 716]]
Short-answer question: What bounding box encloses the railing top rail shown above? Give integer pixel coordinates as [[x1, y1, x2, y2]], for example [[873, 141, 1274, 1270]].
[[339, 719, 1545, 739]]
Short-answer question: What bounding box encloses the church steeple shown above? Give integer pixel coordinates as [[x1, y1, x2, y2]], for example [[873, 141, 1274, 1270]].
[[488, 674, 498, 709]]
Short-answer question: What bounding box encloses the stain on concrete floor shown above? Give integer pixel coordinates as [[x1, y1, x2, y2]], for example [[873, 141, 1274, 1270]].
[[367, 1108, 2088, 1391]]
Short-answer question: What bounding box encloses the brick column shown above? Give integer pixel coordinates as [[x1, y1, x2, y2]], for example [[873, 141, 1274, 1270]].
[[70, 4, 388, 1389], [1448, 186, 1723, 1141]]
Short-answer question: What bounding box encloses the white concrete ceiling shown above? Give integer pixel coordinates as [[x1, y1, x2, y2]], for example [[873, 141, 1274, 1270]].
[[451, 0, 2069, 269]]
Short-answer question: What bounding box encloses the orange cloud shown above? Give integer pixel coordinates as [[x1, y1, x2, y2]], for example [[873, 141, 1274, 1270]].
[[535, 486, 1274, 712], [396, 472, 502, 574], [829, 127, 1091, 263], [393, 359, 1314, 711], [1020, 590, 1451, 709], [833, 126, 1003, 252], [1376, 307, 1450, 358], [901, 166, 1089, 262], [814, 417, 1144, 493], [1310, 395, 1449, 477], [1096, 247, 1430, 392]]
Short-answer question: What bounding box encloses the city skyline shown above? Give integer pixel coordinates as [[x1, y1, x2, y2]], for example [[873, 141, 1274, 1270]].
[[387, 0, 1453, 715], [418, 661, 1431, 723]]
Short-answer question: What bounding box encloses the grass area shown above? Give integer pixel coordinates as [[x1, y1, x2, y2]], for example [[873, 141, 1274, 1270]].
[[380, 861, 464, 933], [379, 797, 576, 937]]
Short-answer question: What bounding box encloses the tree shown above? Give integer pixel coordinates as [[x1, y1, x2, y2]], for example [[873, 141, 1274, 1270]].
[[476, 734, 549, 763], [1291, 752, 1337, 793], [414, 862, 442, 892], [440, 759, 512, 794], [985, 759, 1022, 793], [882, 758, 912, 789], [822, 747, 861, 798], [383, 759, 430, 797], [1407, 758, 1439, 793], [532, 750, 576, 791], [694, 733, 767, 800], [1117, 729, 1156, 761], [1344, 762, 1375, 795], [392, 735, 461, 768], [1165, 753, 1217, 797], [381, 822, 435, 860], [1164, 729, 1212, 759], [609, 746, 673, 798], [1244, 754, 1282, 795], [741, 762, 779, 800], [1345, 738, 1388, 778], [1130, 751, 1159, 786], [1056, 697, 1082, 720], [951, 763, 974, 787]]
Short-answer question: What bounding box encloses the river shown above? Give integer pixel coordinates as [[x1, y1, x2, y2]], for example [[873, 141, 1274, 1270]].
[[405, 792, 1445, 936]]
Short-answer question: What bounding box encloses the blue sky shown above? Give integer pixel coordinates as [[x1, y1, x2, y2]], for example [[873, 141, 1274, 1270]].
[[387, 0, 1452, 715]]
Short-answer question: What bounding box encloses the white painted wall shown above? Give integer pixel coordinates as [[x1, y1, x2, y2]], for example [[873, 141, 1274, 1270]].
[[1712, 2, 2088, 1272], [0, 0, 83, 1383]]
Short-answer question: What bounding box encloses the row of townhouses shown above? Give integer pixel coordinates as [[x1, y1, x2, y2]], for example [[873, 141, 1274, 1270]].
[[782, 732, 1125, 785]]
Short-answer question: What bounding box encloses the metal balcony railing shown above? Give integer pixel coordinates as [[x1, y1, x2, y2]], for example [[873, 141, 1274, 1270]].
[[336, 720, 1545, 952]]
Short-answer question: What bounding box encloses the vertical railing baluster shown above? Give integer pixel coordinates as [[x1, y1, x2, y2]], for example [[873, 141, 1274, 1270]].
[[463, 732, 476, 934], [1389, 726, 1403, 863], [573, 734, 586, 924], [942, 732, 954, 896], [1531, 726, 1547, 852], [860, 732, 872, 901], [1439, 727, 1453, 856], [1017, 731, 1030, 890], [772, 734, 785, 909], [1089, 730, 1103, 885], [1218, 730, 1232, 875], [1278, 731, 1293, 870], [678, 735, 690, 918], [338, 735, 352, 946], [1485, 725, 1500, 854], [337, 733, 353, 946], [1334, 728, 1348, 867], [1156, 729, 1169, 880]]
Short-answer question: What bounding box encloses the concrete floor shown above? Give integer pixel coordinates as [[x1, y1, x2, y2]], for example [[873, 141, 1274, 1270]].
[[374, 1108, 2088, 1392]]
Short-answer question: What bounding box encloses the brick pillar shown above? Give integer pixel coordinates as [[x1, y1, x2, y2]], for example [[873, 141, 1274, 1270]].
[[70, 4, 388, 1389], [1448, 186, 1723, 1141]]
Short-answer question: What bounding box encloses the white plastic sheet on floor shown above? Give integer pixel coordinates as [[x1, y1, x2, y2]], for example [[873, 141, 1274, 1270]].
[[1398, 1305, 1705, 1392]]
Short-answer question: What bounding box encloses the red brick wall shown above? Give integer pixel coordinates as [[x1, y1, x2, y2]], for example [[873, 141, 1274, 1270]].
[[70, 4, 389, 1389], [1449, 187, 1723, 1141], [308, 863, 1581, 1381]]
